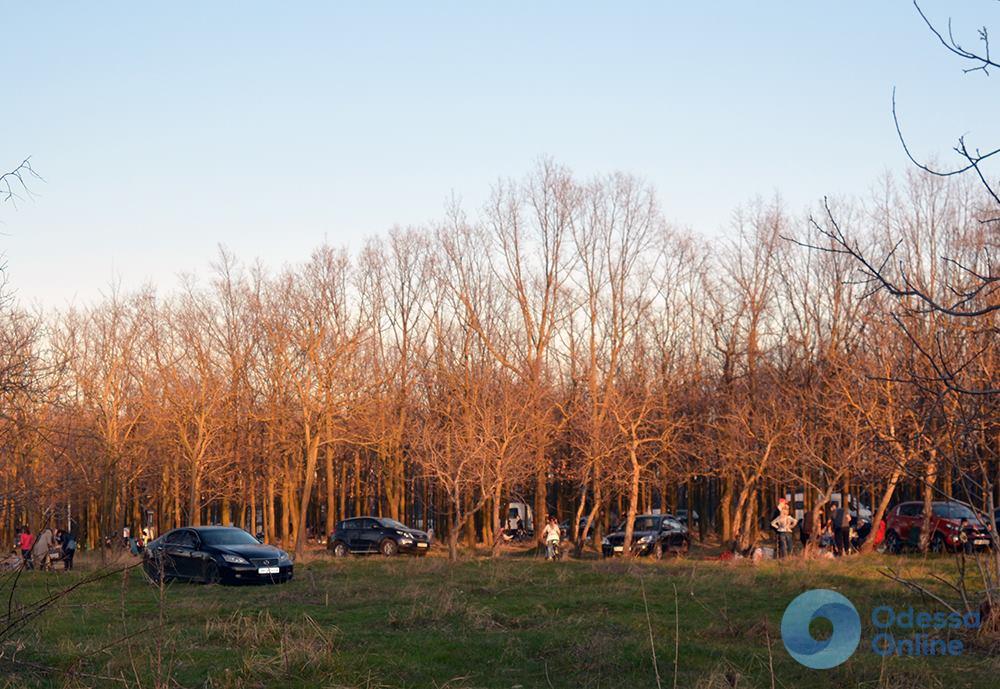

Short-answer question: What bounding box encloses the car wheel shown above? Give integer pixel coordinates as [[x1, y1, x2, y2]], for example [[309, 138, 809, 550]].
[[331, 541, 348, 558], [886, 531, 901, 554], [203, 561, 221, 585], [143, 561, 163, 585], [380, 539, 399, 557], [653, 542, 665, 560], [930, 533, 947, 554]]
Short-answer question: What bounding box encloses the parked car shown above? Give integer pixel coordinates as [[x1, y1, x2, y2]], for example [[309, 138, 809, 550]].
[[558, 517, 592, 539], [327, 517, 431, 557], [143, 526, 293, 584], [884, 501, 992, 553], [601, 514, 689, 559]]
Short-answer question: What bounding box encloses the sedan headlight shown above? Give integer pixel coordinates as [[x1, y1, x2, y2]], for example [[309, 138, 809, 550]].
[[638, 535, 654, 544], [277, 550, 292, 563], [601, 537, 610, 546], [221, 554, 250, 565]]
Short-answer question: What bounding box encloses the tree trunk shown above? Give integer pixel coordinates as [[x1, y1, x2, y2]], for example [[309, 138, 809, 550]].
[[294, 430, 321, 558], [861, 465, 903, 553], [188, 465, 202, 527], [324, 440, 336, 539], [919, 452, 938, 552], [622, 447, 641, 556], [263, 473, 273, 543], [720, 476, 734, 543], [534, 446, 547, 531], [490, 483, 504, 558]]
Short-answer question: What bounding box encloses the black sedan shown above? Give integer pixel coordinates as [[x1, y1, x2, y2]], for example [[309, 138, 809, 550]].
[[327, 517, 431, 557], [143, 526, 293, 584], [602, 514, 690, 558]]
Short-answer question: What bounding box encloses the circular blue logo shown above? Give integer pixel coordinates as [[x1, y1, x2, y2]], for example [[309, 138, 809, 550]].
[[781, 589, 861, 669]]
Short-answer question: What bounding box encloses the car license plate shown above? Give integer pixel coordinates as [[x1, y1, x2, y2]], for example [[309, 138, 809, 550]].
[[974, 539, 989, 546], [257, 566, 279, 574], [417, 542, 428, 548], [613, 546, 623, 552]]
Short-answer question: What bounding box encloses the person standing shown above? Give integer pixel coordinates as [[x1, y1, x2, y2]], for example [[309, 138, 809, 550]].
[[32, 527, 55, 571], [540, 516, 561, 560], [832, 502, 851, 556], [798, 513, 812, 549], [771, 503, 796, 558], [19, 526, 34, 570], [62, 530, 77, 570]]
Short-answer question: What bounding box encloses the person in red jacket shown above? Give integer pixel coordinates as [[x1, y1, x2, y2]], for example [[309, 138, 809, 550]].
[[873, 518, 886, 549], [18, 526, 35, 570]]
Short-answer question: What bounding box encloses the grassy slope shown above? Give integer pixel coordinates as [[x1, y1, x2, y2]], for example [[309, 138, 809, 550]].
[[2, 551, 998, 688]]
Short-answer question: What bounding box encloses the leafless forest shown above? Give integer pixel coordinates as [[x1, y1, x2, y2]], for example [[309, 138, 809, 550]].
[[0, 161, 996, 561]]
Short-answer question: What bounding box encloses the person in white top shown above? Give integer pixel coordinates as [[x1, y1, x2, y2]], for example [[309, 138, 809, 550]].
[[770, 503, 797, 559], [541, 516, 561, 560]]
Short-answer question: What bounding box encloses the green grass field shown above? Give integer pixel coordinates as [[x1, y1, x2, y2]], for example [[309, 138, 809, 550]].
[[2, 549, 998, 688]]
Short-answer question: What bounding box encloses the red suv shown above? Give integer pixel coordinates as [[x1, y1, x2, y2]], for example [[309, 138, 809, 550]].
[[885, 501, 992, 553]]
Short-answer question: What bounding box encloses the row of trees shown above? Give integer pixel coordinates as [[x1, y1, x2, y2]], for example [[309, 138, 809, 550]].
[[0, 162, 996, 560]]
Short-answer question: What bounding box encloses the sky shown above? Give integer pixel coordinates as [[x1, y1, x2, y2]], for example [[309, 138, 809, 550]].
[[2, 1, 998, 308]]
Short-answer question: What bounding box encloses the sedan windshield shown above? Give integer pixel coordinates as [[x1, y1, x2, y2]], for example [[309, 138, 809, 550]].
[[617, 517, 660, 532], [199, 528, 261, 546]]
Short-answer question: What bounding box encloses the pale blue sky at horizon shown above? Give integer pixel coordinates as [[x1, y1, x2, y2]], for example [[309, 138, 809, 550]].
[[3, 1, 998, 307]]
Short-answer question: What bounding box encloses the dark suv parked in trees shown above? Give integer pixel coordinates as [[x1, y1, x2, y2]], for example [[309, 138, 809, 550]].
[[884, 501, 992, 553], [327, 517, 431, 557], [601, 514, 689, 558]]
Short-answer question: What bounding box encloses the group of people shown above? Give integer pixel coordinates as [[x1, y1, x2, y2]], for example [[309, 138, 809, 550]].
[[120, 525, 156, 555], [16, 525, 76, 571], [769, 498, 882, 559]]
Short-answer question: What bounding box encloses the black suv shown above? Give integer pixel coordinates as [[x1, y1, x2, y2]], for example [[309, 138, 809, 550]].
[[327, 517, 431, 557], [602, 514, 690, 558]]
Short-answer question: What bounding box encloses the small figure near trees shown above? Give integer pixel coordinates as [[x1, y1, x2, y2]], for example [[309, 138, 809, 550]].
[[540, 516, 561, 561]]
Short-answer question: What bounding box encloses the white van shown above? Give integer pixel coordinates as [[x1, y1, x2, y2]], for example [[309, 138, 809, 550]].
[[784, 491, 872, 522], [506, 502, 534, 533]]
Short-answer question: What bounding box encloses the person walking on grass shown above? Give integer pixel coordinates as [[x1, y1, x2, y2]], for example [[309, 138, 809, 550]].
[[61, 530, 77, 570], [19, 526, 35, 570], [771, 502, 796, 558], [541, 516, 561, 560], [32, 527, 55, 571]]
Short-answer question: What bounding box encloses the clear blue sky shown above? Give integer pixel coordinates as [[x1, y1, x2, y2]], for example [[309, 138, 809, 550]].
[[3, 1, 997, 307]]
